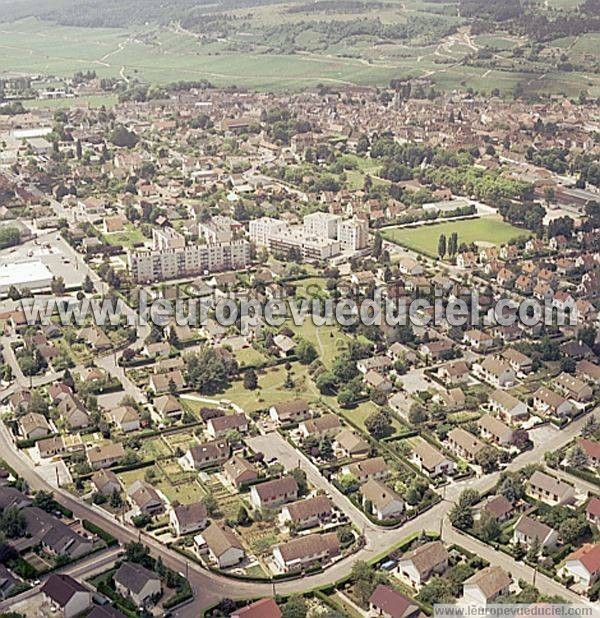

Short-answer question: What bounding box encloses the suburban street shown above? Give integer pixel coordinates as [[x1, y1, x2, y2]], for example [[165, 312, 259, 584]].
[[0, 400, 595, 614]]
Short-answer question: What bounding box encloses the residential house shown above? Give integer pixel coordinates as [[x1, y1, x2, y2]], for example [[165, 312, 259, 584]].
[[269, 399, 311, 425], [480, 495, 514, 523], [250, 476, 299, 510], [170, 501, 208, 536], [474, 357, 515, 388], [184, 440, 230, 470], [149, 370, 185, 394], [127, 480, 165, 516], [114, 562, 161, 609], [368, 584, 419, 618], [91, 469, 122, 496], [299, 414, 341, 439], [198, 522, 245, 568], [364, 370, 393, 393], [501, 349, 533, 375], [19, 412, 52, 440], [577, 360, 600, 384], [206, 413, 248, 439], [489, 390, 528, 424], [561, 544, 600, 590], [272, 532, 340, 572], [153, 394, 183, 421], [412, 441, 455, 477], [360, 479, 404, 521], [396, 540, 449, 589], [335, 429, 370, 458], [512, 515, 558, 550], [586, 497, 600, 526], [231, 599, 282, 618], [438, 360, 470, 384], [280, 495, 334, 529], [578, 438, 600, 467], [223, 456, 258, 488], [446, 428, 485, 462], [554, 373, 593, 402], [341, 457, 389, 484], [86, 442, 125, 470], [532, 387, 575, 417], [357, 356, 393, 375], [477, 414, 515, 446], [41, 574, 92, 618], [462, 566, 511, 605], [107, 406, 140, 433], [464, 329, 494, 351], [527, 470, 575, 506]]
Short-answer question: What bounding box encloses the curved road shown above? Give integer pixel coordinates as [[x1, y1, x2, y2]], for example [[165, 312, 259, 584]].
[[0, 407, 595, 614]]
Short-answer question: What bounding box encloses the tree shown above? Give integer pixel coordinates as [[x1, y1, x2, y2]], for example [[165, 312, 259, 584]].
[[33, 490, 59, 513], [83, 275, 94, 294], [109, 489, 122, 508], [438, 233, 447, 259], [458, 489, 480, 507], [475, 510, 500, 542], [526, 537, 541, 561], [125, 541, 152, 567], [50, 276, 66, 295], [243, 369, 258, 390], [449, 503, 473, 530], [364, 409, 393, 439], [202, 493, 218, 516], [475, 446, 500, 473], [296, 339, 317, 365], [497, 472, 524, 502], [372, 232, 383, 258], [186, 346, 238, 394], [351, 561, 378, 606], [291, 468, 308, 495], [0, 507, 26, 538], [110, 125, 138, 148], [408, 403, 427, 425], [316, 371, 337, 395], [281, 595, 307, 618], [237, 505, 251, 526], [566, 445, 588, 468]]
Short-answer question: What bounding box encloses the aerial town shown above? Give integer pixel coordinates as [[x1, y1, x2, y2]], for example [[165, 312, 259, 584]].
[[0, 36, 599, 618]]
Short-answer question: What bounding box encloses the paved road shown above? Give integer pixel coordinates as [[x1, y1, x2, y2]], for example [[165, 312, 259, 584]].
[[0, 546, 124, 613], [246, 432, 374, 532], [444, 527, 588, 604]]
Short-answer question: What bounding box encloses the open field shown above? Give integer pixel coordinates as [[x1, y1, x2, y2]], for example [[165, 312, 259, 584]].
[[1, 16, 599, 96], [335, 400, 408, 436], [216, 362, 320, 412], [382, 216, 529, 257]]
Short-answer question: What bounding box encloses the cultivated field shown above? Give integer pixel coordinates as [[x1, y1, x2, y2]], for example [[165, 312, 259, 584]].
[[2, 9, 599, 97]]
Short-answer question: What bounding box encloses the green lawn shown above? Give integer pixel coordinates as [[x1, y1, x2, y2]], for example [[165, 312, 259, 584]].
[[103, 224, 148, 249], [235, 346, 268, 368], [215, 362, 320, 412], [336, 400, 407, 435], [382, 216, 529, 257]]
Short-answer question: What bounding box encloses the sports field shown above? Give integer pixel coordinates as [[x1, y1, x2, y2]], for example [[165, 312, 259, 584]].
[[382, 216, 529, 257]]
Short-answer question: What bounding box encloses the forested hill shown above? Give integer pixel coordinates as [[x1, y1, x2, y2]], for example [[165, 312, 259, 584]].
[[0, 0, 292, 27]]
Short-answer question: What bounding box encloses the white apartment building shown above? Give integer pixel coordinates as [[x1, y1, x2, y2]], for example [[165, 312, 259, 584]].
[[152, 226, 186, 250], [249, 214, 368, 260], [303, 212, 341, 239], [129, 239, 250, 282], [249, 217, 288, 247], [199, 216, 239, 243], [338, 217, 369, 251]]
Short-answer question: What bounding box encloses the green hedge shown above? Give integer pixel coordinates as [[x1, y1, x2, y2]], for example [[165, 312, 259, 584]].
[[83, 519, 118, 547]]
